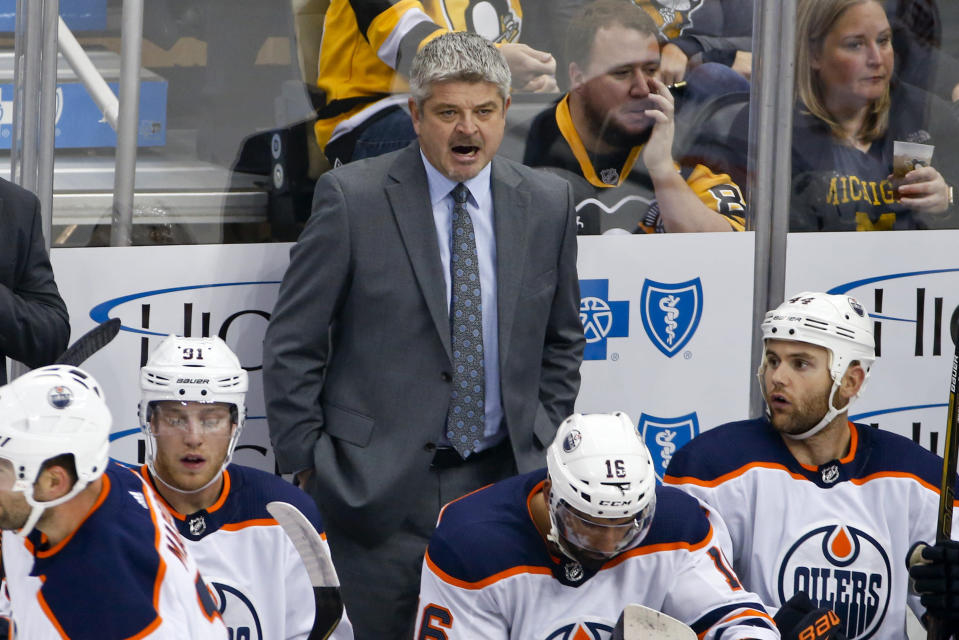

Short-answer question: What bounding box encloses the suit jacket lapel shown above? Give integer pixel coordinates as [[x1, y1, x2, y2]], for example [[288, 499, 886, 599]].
[[491, 158, 529, 366], [386, 145, 453, 361]]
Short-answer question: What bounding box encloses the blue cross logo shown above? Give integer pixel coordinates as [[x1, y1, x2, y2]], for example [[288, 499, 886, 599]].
[[579, 279, 629, 361]]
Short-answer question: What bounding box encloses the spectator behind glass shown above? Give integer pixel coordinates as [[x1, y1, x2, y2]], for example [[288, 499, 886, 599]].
[[523, 0, 747, 234], [790, 0, 959, 231], [316, 0, 586, 167]]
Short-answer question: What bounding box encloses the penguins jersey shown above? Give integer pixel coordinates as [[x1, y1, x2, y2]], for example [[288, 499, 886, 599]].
[[139, 464, 354, 640], [523, 96, 746, 234], [2, 462, 227, 640], [316, 0, 523, 148], [633, 0, 706, 40], [664, 419, 959, 640], [415, 469, 778, 640]]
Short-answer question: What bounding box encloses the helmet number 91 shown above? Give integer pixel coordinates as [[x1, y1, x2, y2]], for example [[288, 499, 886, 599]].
[[182, 348, 204, 360]]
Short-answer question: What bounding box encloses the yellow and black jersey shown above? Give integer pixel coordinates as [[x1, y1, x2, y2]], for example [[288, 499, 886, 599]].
[[523, 95, 745, 234], [315, 0, 523, 148], [634, 0, 705, 40]]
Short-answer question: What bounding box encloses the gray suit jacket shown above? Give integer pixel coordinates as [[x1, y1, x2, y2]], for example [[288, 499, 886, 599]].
[[0, 179, 70, 385], [263, 143, 584, 544]]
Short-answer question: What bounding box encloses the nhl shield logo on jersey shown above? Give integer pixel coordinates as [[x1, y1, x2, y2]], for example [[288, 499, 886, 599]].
[[47, 385, 73, 409], [542, 618, 615, 640], [640, 279, 703, 357], [212, 581, 265, 640], [639, 413, 698, 482], [777, 524, 891, 640]]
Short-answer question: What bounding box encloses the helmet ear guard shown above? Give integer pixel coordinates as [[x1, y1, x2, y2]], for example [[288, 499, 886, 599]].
[[758, 292, 876, 440], [139, 335, 248, 493], [545, 412, 657, 560], [0, 366, 112, 537]]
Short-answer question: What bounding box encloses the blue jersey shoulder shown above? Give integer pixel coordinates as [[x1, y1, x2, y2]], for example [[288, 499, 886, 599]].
[[854, 423, 958, 490], [640, 484, 713, 548], [223, 464, 325, 533], [665, 418, 787, 482], [428, 469, 551, 584], [31, 463, 164, 640]]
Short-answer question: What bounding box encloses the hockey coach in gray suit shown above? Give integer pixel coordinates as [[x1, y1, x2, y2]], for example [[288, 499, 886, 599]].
[[263, 31, 585, 640]]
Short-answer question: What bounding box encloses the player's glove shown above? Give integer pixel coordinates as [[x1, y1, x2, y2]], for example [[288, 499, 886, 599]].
[[773, 592, 846, 640], [907, 540, 959, 625]]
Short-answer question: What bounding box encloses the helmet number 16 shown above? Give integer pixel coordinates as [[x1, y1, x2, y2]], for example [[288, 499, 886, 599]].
[[605, 459, 626, 478]]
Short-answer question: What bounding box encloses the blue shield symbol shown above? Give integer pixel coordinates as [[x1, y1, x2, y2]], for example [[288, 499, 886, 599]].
[[640, 278, 703, 357], [639, 413, 699, 482]]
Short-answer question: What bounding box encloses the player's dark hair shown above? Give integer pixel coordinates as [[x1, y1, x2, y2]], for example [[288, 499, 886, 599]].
[[41, 453, 79, 486], [566, 0, 660, 67]]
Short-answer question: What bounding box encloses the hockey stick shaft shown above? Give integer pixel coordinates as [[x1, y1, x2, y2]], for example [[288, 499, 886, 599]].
[[266, 501, 344, 640], [927, 339, 959, 640], [54, 318, 122, 366], [613, 604, 696, 640]]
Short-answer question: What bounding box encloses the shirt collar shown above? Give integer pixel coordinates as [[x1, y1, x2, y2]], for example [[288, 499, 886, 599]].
[[421, 151, 493, 209]]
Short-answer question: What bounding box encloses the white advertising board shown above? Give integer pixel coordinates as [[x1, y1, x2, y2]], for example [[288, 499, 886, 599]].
[[784, 229, 958, 456], [50, 234, 756, 478], [575, 233, 755, 480], [50, 243, 293, 473]]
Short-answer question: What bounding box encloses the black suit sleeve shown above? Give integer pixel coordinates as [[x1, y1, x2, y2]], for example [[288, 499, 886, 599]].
[[538, 180, 584, 429], [263, 171, 352, 474], [0, 182, 70, 376]]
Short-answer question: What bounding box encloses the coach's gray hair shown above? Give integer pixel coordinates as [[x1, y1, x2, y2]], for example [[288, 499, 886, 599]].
[[409, 31, 511, 107]]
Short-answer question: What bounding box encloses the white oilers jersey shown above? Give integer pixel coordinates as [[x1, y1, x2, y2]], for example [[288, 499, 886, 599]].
[[140, 465, 353, 640], [2, 462, 227, 639], [664, 419, 959, 640], [415, 469, 779, 640]]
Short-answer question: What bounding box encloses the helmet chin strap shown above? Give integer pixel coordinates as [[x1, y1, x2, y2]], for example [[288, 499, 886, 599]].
[[782, 382, 848, 441], [17, 479, 91, 539]]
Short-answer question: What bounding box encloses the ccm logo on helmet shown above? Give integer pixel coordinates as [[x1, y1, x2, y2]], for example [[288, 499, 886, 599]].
[[598, 499, 633, 507], [176, 378, 210, 384]]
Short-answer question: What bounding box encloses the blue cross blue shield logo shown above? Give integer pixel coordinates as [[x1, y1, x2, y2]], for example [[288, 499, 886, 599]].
[[639, 412, 699, 482], [579, 279, 629, 361], [640, 278, 703, 357]]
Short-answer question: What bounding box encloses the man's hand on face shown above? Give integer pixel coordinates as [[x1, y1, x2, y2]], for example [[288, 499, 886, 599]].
[[500, 43, 559, 93], [639, 76, 677, 178]]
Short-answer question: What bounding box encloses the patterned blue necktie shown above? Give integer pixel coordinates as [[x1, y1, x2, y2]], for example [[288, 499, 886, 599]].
[[446, 183, 485, 458]]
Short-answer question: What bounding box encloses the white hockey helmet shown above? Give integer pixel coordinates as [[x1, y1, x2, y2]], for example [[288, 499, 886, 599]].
[[759, 292, 875, 439], [139, 335, 248, 492], [0, 366, 111, 537], [545, 412, 657, 559]]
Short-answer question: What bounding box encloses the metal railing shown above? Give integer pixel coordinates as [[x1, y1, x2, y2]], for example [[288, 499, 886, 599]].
[[11, 0, 144, 249]]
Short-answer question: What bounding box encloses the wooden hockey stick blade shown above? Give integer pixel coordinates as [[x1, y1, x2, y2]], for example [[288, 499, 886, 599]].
[[267, 501, 343, 640], [927, 340, 959, 640], [54, 318, 121, 367], [613, 604, 697, 640]]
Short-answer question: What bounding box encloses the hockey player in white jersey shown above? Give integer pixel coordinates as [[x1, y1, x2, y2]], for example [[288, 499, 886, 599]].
[[415, 411, 779, 640], [665, 292, 959, 640], [0, 365, 228, 639], [138, 335, 353, 640]]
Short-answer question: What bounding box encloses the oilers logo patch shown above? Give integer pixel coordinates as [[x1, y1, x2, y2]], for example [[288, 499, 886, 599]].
[[640, 279, 703, 357], [542, 618, 614, 640], [563, 429, 582, 453], [212, 581, 264, 640], [777, 524, 891, 640], [639, 413, 698, 482], [47, 385, 73, 409]]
